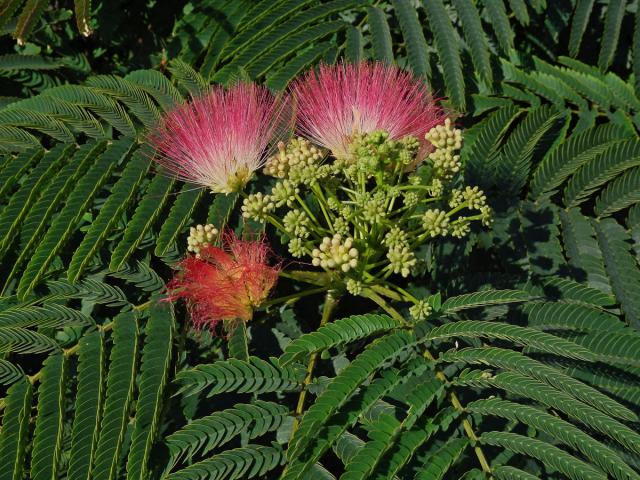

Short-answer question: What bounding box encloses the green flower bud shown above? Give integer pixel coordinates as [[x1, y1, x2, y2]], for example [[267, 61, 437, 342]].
[[264, 137, 325, 178], [463, 186, 487, 210], [422, 209, 450, 237], [327, 197, 341, 211], [346, 278, 363, 296], [480, 205, 493, 226], [311, 234, 359, 272], [449, 188, 465, 208], [409, 300, 432, 321], [283, 209, 310, 238], [288, 237, 308, 258], [271, 180, 298, 208], [186, 223, 219, 258], [387, 245, 416, 278], [362, 191, 387, 224], [384, 226, 409, 249], [403, 191, 419, 208], [333, 216, 350, 236], [241, 193, 274, 222], [451, 220, 471, 238]]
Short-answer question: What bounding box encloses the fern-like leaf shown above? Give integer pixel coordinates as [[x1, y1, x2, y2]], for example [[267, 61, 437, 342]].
[[68, 330, 105, 480], [91, 312, 139, 480], [126, 302, 174, 480]]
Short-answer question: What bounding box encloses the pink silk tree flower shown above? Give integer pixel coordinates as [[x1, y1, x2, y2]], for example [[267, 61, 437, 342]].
[[291, 62, 446, 159], [166, 232, 280, 330], [148, 83, 288, 193]]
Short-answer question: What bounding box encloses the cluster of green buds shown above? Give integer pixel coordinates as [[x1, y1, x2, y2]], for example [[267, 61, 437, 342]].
[[186, 224, 218, 258], [241, 119, 492, 316]]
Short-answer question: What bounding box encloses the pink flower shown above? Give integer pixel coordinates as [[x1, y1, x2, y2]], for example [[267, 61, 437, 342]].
[[291, 62, 445, 159], [166, 232, 280, 330], [148, 83, 288, 193]]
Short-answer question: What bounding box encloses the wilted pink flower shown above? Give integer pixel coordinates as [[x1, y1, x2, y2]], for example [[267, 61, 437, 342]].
[[148, 83, 288, 193], [166, 232, 280, 330], [291, 62, 445, 158]]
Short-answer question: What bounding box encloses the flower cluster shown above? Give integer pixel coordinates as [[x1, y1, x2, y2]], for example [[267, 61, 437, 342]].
[[154, 61, 493, 328], [187, 224, 218, 258]]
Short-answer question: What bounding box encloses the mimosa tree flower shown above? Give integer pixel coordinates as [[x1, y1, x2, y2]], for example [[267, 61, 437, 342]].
[[291, 62, 445, 159], [166, 232, 280, 330], [148, 83, 288, 193]]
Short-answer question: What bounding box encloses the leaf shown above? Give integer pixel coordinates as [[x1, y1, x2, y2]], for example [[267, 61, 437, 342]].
[[67, 148, 150, 282], [564, 138, 640, 207], [442, 347, 638, 422], [163, 401, 289, 472], [560, 208, 613, 296], [30, 354, 67, 480], [126, 302, 174, 480], [484, 0, 513, 53], [393, 0, 430, 77], [0, 143, 71, 259], [441, 290, 531, 313], [594, 219, 640, 327], [246, 21, 346, 78], [154, 184, 204, 258], [451, 0, 492, 83], [496, 105, 560, 195], [166, 444, 285, 480], [367, 6, 393, 63], [0, 359, 24, 385], [68, 331, 105, 480], [228, 321, 249, 361], [74, 0, 92, 36], [470, 398, 639, 480], [598, 0, 625, 72], [0, 147, 42, 200], [413, 437, 468, 480], [530, 122, 630, 198], [426, 320, 596, 361], [3, 142, 102, 291], [91, 312, 139, 480], [288, 331, 415, 462], [568, 0, 595, 57], [525, 301, 624, 332], [594, 167, 640, 216], [283, 366, 408, 479], [0, 303, 94, 329], [176, 356, 305, 398], [280, 314, 400, 366], [17, 139, 129, 299], [168, 59, 209, 96], [481, 432, 606, 480], [423, 0, 464, 109], [13, 0, 46, 45], [0, 379, 32, 480], [109, 174, 175, 271], [345, 26, 363, 62]]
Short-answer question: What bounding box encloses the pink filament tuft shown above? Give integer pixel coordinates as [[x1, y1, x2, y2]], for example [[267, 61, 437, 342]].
[[148, 83, 289, 192], [291, 62, 446, 158]]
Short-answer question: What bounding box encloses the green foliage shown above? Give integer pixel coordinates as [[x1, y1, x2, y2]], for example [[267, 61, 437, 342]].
[[1, 1, 640, 479]]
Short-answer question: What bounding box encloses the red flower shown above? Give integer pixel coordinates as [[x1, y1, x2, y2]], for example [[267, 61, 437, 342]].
[[166, 233, 280, 330]]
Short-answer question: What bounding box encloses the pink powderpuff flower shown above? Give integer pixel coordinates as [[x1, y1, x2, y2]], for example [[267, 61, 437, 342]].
[[166, 232, 280, 330], [291, 62, 446, 159], [148, 83, 289, 193]]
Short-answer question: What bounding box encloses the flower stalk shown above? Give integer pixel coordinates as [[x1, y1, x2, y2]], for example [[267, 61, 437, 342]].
[[291, 290, 340, 436]]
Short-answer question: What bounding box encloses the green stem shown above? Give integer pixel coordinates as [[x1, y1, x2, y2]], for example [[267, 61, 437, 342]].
[[365, 298, 492, 476], [261, 286, 328, 307], [291, 291, 340, 436]]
